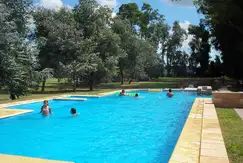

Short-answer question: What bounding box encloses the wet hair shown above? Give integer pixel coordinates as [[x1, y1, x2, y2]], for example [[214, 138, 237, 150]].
[[42, 100, 49, 107], [169, 89, 172, 92], [135, 93, 138, 97], [70, 108, 76, 114]]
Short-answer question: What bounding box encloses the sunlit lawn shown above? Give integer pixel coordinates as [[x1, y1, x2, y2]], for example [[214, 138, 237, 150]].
[[217, 108, 243, 163]]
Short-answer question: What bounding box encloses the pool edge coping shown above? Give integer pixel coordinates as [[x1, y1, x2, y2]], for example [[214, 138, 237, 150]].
[[169, 98, 230, 163], [0, 154, 74, 163], [0, 109, 34, 119]]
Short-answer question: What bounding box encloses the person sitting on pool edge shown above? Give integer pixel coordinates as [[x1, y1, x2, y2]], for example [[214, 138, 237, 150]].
[[70, 108, 78, 116], [40, 100, 52, 116], [166, 89, 174, 98], [119, 89, 127, 96]]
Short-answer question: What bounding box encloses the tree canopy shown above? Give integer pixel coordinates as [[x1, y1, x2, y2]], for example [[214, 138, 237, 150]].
[[2, 0, 239, 98]]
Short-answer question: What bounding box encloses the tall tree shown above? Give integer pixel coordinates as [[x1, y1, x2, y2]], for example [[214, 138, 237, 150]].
[[188, 20, 211, 76], [0, 0, 39, 99], [73, 0, 121, 90], [166, 21, 187, 76], [195, 0, 243, 79], [117, 3, 141, 30]]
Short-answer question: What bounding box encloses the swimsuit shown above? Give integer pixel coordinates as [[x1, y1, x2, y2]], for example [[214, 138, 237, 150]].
[[42, 107, 49, 115]]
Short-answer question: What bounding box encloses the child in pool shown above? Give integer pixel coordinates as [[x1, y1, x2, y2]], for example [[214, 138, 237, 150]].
[[40, 100, 52, 116], [134, 93, 139, 98], [166, 89, 174, 98], [70, 108, 78, 116]]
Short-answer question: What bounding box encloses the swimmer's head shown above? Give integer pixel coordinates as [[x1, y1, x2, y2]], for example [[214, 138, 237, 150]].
[[122, 90, 125, 93], [70, 108, 76, 115], [169, 89, 172, 92], [43, 100, 48, 106], [135, 93, 138, 97]]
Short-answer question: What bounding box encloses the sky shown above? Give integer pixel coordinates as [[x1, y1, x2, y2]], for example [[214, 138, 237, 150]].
[[35, 0, 218, 58]]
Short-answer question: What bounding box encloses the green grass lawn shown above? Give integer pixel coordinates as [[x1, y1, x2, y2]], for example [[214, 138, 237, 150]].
[[217, 108, 243, 163]]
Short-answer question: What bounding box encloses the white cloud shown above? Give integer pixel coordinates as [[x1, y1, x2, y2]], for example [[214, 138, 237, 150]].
[[161, 0, 194, 7], [97, 0, 117, 8], [39, 0, 63, 9], [112, 12, 117, 18], [179, 21, 192, 52]]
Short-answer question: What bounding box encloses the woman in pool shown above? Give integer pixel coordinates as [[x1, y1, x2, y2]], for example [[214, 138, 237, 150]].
[[40, 100, 52, 116], [166, 89, 174, 98], [70, 108, 78, 116]]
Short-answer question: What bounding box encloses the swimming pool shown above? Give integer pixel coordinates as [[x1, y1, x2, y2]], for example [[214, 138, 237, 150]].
[[0, 91, 210, 163]]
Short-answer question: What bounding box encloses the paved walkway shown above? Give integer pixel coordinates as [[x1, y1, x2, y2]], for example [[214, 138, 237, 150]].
[[235, 108, 243, 120]]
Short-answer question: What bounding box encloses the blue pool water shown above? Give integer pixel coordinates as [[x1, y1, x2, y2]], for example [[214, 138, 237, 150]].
[[0, 91, 210, 163]]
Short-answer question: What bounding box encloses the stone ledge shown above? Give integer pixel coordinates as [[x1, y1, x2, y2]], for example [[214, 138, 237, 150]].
[[169, 98, 229, 163], [0, 109, 33, 119], [0, 154, 73, 163]]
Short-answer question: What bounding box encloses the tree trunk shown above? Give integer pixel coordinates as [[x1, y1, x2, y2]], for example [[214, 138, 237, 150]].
[[120, 68, 124, 85], [89, 79, 93, 91], [129, 78, 133, 84], [10, 93, 16, 100], [129, 70, 135, 84], [73, 82, 77, 92], [72, 73, 76, 92], [41, 78, 46, 92], [89, 72, 94, 91]]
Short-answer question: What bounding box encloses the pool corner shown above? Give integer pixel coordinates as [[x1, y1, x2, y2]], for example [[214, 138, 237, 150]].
[[0, 109, 33, 119]]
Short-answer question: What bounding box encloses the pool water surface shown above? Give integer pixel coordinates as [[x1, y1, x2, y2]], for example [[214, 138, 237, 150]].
[[0, 91, 210, 163]]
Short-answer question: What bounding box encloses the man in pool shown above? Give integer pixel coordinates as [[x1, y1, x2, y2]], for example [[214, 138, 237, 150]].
[[166, 89, 174, 98], [119, 89, 127, 96], [70, 108, 78, 116], [134, 93, 139, 98], [40, 100, 52, 116]]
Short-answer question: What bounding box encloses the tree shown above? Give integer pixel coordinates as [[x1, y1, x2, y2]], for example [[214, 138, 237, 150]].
[[194, 0, 243, 79], [38, 68, 54, 92], [209, 55, 222, 77], [0, 0, 39, 99], [117, 3, 141, 30], [188, 20, 211, 76], [166, 21, 187, 76], [73, 0, 121, 90], [171, 51, 189, 77]]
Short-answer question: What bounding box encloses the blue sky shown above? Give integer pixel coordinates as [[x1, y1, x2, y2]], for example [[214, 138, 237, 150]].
[[37, 0, 202, 26]]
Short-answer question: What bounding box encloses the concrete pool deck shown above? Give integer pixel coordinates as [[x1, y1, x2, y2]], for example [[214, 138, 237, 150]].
[[0, 90, 230, 163], [0, 154, 73, 163], [0, 109, 33, 119], [169, 98, 229, 163]]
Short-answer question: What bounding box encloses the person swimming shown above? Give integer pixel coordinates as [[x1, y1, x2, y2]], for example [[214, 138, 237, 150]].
[[40, 100, 52, 116], [119, 89, 126, 96], [134, 93, 139, 98], [166, 89, 174, 98], [70, 108, 77, 116]]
